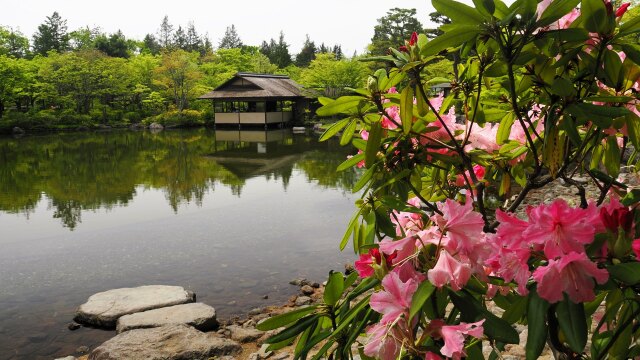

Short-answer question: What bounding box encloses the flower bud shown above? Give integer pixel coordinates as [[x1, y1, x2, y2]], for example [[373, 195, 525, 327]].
[[616, 2, 630, 17], [409, 32, 419, 46]]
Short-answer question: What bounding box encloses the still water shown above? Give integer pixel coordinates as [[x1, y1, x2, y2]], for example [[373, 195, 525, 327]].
[[0, 129, 359, 359]]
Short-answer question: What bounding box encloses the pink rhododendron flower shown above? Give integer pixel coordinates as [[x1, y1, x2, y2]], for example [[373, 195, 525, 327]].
[[425, 352, 443, 360], [532, 252, 609, 303], [487, 246, 531, 295], [428, 319, 485, 360], [524, 199, 597, 259], [364, 322, 406, 360], [379, 235, 419, 265], [632, 239, 640, 259], [493, 209, 530, 249], [465, 123, 500, 153], [354, 248, 396, 278], [393, 261, 427, 283], [370, 270, 419, 323], [428, 250, 472, 291], [433, 194, 485, 256], [454, 165, 486, 187]]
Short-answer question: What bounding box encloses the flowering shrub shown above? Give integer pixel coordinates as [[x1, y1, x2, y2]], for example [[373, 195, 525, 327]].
[[258, 0, 640, 358]]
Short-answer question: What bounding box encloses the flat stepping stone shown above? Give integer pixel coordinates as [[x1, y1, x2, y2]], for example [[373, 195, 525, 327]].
[[74, 285, 195, 328], [116, 303, 217, 333], [89, 324, 241, 360]]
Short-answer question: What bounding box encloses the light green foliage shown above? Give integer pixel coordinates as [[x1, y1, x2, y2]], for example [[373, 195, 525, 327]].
[[153, 50, 202, 112], [298, 53, 370, 97], [0, 26, 30, 58]]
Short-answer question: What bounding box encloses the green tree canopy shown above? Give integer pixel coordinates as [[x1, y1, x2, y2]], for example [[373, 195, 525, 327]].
[[219, 24, 243, 49], [295, 35, 316, 67], [32, 12, 70, 56], [369, 8, 423, 55], [0, 26, 30, 58]]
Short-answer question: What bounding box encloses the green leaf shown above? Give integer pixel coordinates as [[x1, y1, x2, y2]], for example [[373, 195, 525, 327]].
[[400, 86, 414, 135], [336, 152, 364, 172], [352, 166, 374, 193], [319, 118, 350, 141], [365, 121, 382, 168], [622, 189, 640, 206], [433, 0, 487, 24], [603, 49, 623, 90], [450, 291, 520, 344], [541, 28, 591, 43], [421, 26, 480, 57], [566, 103, 631, 128], [316, 96, 364, 117], [581, 0, 608, 33], [265, 314, 319, 344], [619, 13, 640, 36], [409, 281, 436, 319], [324, 271, 345, 306], [526, 288, 550, 360], [607, 262, 640, 285], [556, 298, 587, 353], [550, 77, 575, 97], [604, 136, 621, 178], [537, 0, 581, 27], [501, 295, 527, 324], [340, 119, 357, 146], [340, 210, 361, 251], [496, 112, 516, 145], [473, 0, 496, 16], [257, 305, 318, 331]]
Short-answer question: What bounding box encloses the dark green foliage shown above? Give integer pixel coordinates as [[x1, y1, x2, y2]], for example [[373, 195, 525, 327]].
[[369, 8, 424, 55], [218, 25, 243, 49], [32, 12, 70, 55]]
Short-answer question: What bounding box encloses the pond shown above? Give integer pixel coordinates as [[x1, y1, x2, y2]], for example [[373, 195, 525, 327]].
[[0, 128, 359, 360]]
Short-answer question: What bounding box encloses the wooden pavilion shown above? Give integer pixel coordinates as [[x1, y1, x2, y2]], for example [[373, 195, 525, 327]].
[[199, 73, 308, 128]]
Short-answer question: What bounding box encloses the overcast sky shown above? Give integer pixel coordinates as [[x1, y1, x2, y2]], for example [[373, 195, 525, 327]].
[[0, 1, 440, 55]]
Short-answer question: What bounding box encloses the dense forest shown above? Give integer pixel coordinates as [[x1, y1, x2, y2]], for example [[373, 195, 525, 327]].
[[0, 9, 453, 133]]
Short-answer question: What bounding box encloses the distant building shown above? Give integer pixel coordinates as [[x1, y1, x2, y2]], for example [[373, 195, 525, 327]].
[[199, 73, 308, 128]]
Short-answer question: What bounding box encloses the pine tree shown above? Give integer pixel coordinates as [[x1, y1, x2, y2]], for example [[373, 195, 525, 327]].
[[295, 34, 316, 67], [157, 15, 174, 50], [332, 45, 343, 60], [185, 22, 202, 53], [32, 11, 69, 55], [218, 25, 243, 49], [142, 34, 161, 55], [174, 25, 187, 50]]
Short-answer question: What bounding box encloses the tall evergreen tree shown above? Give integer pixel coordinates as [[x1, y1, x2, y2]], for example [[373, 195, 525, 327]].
[[369, 8, 423, 55], [185, 22, 202, 53], [318, 43, 329, 54], [273, 31, 292, 68], [424, 12, 451, 39], [295, 34, 316, 67], [142, 34, 161, 55], [157, 15, 174, 50], [218, 25, 243, 49], [32, 11, 70, 55], [95, 30, 129, 58], [332, 45, 343, 60], [174, 25, 187, 50]]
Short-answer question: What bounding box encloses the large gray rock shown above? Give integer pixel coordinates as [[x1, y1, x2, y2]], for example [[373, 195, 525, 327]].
[[226, 324, 264, 343], [149, 122, 164, 130], [74, 285, 195, 328], [116, 303, 217, 333], [89, 324, 241, 360]]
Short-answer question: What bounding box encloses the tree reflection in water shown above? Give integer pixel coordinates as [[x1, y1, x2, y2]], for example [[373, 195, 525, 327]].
[[0, 129, 357, 229]]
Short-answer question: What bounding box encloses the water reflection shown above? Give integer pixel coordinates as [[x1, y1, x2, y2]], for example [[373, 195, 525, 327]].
[[0, 129, 356, 229], [0, 129, 359, 359]]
